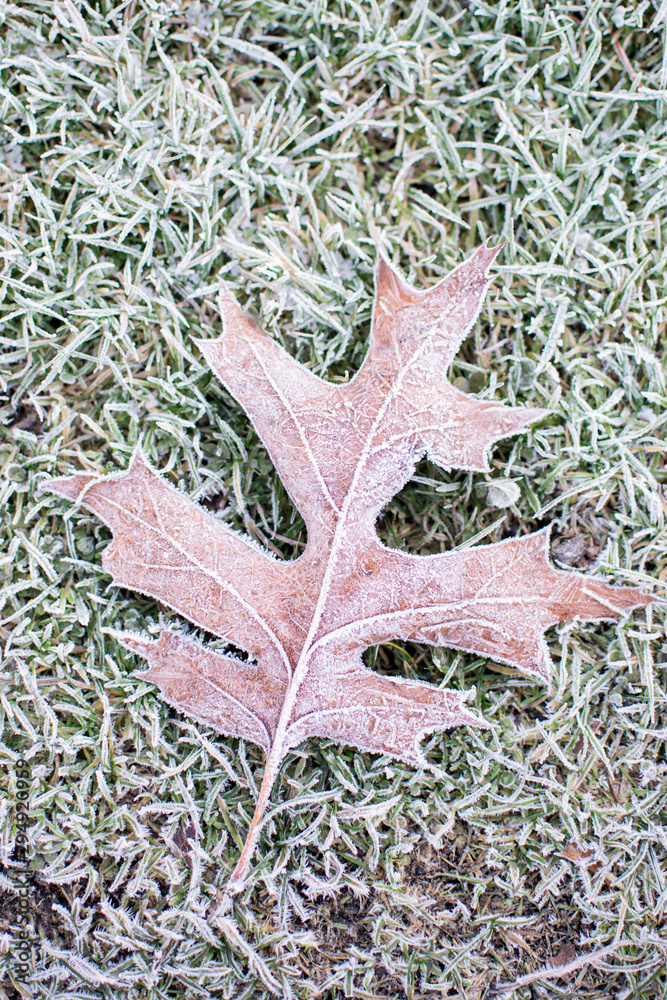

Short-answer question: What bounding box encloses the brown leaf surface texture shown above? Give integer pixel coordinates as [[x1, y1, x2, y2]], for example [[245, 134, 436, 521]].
[[49, 243, 651, 892]]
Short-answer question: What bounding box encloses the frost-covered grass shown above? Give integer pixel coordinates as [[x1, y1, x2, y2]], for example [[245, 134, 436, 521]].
[[1, 1, 667, 997]]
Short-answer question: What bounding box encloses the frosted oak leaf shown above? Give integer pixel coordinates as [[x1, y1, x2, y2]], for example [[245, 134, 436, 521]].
[[49, 243, 651, 892]]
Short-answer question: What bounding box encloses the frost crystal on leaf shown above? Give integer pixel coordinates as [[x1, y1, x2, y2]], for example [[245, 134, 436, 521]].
[[49, 243, 651, 893]]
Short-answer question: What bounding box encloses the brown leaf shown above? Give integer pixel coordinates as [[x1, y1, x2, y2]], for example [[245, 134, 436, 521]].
[[548, 941, 578, 973], [48, 242, 652, 892], [561, 842, 595, 864]]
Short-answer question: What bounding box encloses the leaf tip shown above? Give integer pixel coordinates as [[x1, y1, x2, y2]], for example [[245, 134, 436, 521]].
[[457, 402, 549, 473], [468, 239, 504, 273], [192, 334, 211, 353], [43, 470, 95, 503], [127, 442, 151, 473], [374, 252, 417, 314], [578, 579, 656, 618], [456, 699, 493, 731], [103, 627, 156, 659]]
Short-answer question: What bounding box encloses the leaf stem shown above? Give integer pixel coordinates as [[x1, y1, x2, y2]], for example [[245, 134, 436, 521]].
[[227, 743, 283, 894]]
